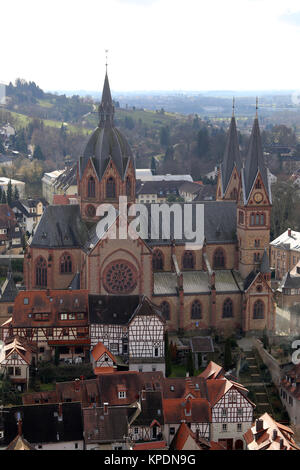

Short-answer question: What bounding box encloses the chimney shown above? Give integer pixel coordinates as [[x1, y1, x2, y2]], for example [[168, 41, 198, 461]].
[[256, 419, 264, 433], [288, 228, 292, 237], [280, 438, 284, 449], [74, 378, 80, 392], [17, 419, 22, 437], [103, 403, 109, 415]]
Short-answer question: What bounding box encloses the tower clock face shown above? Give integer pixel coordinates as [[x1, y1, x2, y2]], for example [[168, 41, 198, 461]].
[[254, 192, 263, 204]]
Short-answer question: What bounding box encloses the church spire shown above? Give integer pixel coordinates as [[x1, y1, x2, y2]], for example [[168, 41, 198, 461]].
[[243, 103, 270, 202], [98, 71, 114, 126], [220, 102, 242, 196]]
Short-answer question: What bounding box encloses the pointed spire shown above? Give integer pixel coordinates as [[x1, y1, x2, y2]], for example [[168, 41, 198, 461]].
[[260, 249, 270, 274], [243, 106, 269, 202], [98, 71, 114, 126], [232, 97, 235, 118], [221, 107, 242, 195]]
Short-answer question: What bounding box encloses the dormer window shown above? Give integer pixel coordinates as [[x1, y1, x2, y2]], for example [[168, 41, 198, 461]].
[[118, 391, 127, 399]]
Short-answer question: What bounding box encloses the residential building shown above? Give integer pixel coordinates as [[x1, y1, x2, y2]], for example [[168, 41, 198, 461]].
[[280, 364, 300, 428], [244, 413, 299, 450], [0, 205, 23, 254], [270, 228, 300, 281], [11, 198, 48, 235]]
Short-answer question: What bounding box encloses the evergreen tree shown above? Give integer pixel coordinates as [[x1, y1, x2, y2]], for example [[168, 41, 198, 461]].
[[1, 190, 7, 204], [6, 180, 12, 206], [160, 126, 170, 147], [13, 185, 19, 201], [224, 338, 233, 370], [151, 156, 157, 175], [187, 352, 194, 377], [33, 144, 45, 161], [164, 146, 174, 162], [197, 127, 210, 158]]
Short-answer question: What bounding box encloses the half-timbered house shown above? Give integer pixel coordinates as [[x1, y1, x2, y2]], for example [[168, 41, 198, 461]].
[[0, 336, 34, 391]]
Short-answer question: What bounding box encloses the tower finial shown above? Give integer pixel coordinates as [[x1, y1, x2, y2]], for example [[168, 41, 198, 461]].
[[256, 96, 259, 118], [232, 97, 235, 118], [105, 49, 109, 74]]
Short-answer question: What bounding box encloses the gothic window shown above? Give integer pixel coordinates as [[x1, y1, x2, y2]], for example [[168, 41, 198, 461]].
[[213, 248, 225, 269], [182, 251, 195, 270], [126, 177, 131, 197], [255, 180, 262, 189], [152, 250, 164, 271], [160, 301, 170, 321], [251, 213, 265, 226], [60, 253, 73, 274], [103, 260, 138, 294], [253, 300, 264, 319], [36, 256, 47, 287], [191, 300, 202, 319], [88, 176, 95, 198], [239, 211, 244, 224], [223, 298, 233, 318], [106, 177, 116, 198]]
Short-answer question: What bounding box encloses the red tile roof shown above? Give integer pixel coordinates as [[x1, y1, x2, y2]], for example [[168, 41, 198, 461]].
[[199, 361, 225, 380], [163, 397, 211, 424], [91, 342, 117, 364], [132, 441, 167, 450]]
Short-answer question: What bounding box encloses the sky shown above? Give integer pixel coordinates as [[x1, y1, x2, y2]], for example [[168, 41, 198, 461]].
[[2, 0, 300, 92]]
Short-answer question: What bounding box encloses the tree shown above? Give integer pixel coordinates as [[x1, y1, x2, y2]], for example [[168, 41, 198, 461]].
[[160, 126, 170, 147], [6, 179, 13, 206], [151, 156, 157, 175], [13, 185, 19, 201], [164, 146, 174, 162], [224, 338, 233, 370], [33, 144, 45, 161], [197, 127, 210, 158], [1, 190, 7, 204], [186, 352, 194, 377], [165, 331, 172, 377]]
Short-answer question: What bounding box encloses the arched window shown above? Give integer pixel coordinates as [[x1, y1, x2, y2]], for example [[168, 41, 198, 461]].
[[36, 256, 47, 287], [223, 298, 233, 318], [88, 176, 95, 198], [106, 177, 116, 198], [253, 300, 264, 319], [60, 253, 73, 274], [213, 248, 225, 269], [126, 177, 131, 197], [182, 251, 195, 270], [153, 250, 164, 271], [191, 300, 202, 319], [160, 301, 170, 321]]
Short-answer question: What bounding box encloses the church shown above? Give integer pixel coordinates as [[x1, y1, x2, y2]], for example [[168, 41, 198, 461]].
[[23, 72, 275, 336]]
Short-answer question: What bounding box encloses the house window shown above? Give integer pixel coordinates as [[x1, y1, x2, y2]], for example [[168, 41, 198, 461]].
[[60, 253, 73, 274], [8, 367, 14, 375], [253, 300, 264, 319], [35, 256, 47, 287], [237, 408, 243, 417], [24, 298, 29, 305], [191, 300, 202, 319], [106, 177, 116, 198], [223, 298, 233, 318], [222, 424, 227, 432], [60, 314, 68, 320], [222, 409, 227, 418], [15, 367, 21, 376], [134, 428, 139, 435], [152, 250, 164, 270], [170, 427, 175, 435], [237, 423, 242, 432], [213, 248, 225, 269], [182, 251, 195, 269], [88, 176, 95, 198], [118, 391, 127, 399], [160, 301, 170, 321]]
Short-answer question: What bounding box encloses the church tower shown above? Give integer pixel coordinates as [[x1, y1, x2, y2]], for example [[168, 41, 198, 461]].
[[216, 100, 242, 201], [237, 106, 272, 279], [78, 72, 136, 222]]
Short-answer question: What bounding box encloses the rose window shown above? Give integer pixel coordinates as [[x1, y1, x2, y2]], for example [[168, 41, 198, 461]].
[[103, 261, 137, 294]]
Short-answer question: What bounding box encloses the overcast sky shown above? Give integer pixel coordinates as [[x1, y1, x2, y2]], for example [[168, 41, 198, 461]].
[[2, 0, 300, 92]]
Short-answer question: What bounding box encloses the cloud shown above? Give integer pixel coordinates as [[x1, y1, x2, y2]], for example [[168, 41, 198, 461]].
[[280, 10, 300, 27]]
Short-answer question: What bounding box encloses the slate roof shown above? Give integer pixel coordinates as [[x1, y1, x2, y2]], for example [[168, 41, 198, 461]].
[[0, 271, 18, 303], [243, 117, 271, 203], [134, 390, 164, 426], [83, 405, 132, 444], [137, 180, 188, 197], [220, 116, 242, 196], [189, 337, 214, 354], [140, 201, 237, 246], [280, 272, 300, 290], [2, 403, 83, 446], [89, 295, 140, 325], [30, 205, 89, 248]]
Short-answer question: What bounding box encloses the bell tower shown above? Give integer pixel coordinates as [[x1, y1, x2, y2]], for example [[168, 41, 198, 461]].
[[237, 104, 272, 279], [77, 71, 136, 222]]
